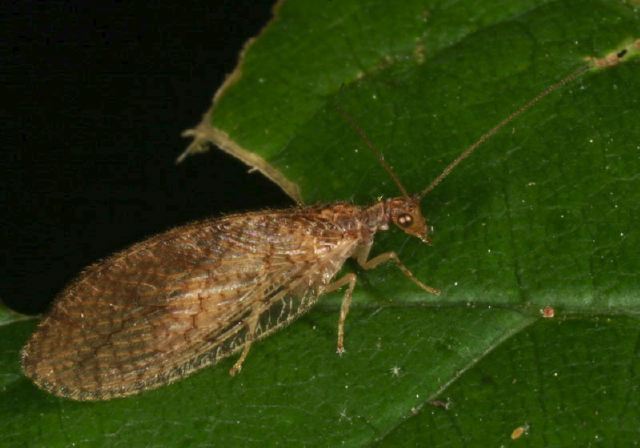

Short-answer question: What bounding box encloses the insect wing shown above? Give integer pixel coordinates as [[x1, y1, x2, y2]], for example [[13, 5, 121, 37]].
[[22, 210, 355, 400]]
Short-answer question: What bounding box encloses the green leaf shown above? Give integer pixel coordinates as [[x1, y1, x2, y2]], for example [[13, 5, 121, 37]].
[[0, 302, 33, 328], [4, 0, 639, 446], [0, 304, 34, 393], [377, 316, 640, 446]]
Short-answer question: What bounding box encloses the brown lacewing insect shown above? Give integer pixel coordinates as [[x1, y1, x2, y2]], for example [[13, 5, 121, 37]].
[[21, 66, 587, 401]]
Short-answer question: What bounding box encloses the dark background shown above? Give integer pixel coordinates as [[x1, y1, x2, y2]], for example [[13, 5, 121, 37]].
[[1, 0, 289, 314]]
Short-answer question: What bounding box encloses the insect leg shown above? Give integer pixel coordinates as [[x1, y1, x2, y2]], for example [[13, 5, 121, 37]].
[[324, 273, 357, 355], [228, 308, 261, 376], [358, 251, 441, 296]]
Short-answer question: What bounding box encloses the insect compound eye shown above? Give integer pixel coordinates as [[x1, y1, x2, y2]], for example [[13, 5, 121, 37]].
[[396, 213, 413, 228]]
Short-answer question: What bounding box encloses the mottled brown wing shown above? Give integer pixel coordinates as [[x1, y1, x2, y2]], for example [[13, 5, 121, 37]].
[[21, 210, 359, 400]]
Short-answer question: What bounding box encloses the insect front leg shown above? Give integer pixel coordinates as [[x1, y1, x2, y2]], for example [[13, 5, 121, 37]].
[[357, 249, 440, 296], [324, 273, 357, 355]]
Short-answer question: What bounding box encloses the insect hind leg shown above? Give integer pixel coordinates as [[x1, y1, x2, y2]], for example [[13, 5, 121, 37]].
[[324, 273, 357, 356], [229, 309, 261, 376]]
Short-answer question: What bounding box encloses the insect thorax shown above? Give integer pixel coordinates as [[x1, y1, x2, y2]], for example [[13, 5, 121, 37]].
[[315, 197, 427, 241]]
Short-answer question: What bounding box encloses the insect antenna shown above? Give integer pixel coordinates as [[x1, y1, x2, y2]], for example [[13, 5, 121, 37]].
[[335, 105, 410, 198], [418, 64, 589, 199]]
